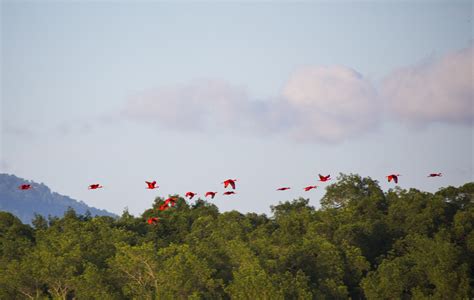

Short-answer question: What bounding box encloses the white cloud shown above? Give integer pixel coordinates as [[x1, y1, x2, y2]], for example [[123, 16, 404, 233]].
[[282, 66, 379, 141], [123, 68, 380, 142], [381, 45, 474, 124], [123, 80, 259, 132], [122, 45, 473, 143]]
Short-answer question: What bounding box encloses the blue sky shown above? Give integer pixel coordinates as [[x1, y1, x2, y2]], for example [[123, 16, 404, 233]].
[[2, 1, 473, 216]]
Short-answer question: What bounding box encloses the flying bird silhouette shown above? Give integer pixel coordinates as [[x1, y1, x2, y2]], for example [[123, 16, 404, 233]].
[[428, 173, 442, 177], [147, 217, 159, 225], [277, 187, 291, 191], [146, 181, 159, 189], [164, 197, 177, 205], [223, 191, 236, 195], [304, 185, 318, 191], [318, 174, 331, 182], [222, 179, 237, 189], [205, 191, 217, 199], [185, 192, 197, 199], [88, 184, 103, 190], [387, 174, 400, 184], [159, 197, 176, 210], [159, 197, 177, 211], [18, 184, 32, 190]]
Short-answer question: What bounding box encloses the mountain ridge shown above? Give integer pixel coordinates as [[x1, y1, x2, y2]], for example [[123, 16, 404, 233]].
[[0, 173, 117, 223]]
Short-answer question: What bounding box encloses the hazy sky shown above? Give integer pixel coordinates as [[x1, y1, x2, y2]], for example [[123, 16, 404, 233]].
[[1, 1, 473, 216]]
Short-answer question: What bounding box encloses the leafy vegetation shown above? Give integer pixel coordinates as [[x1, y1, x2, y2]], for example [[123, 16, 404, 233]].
[[0, 174, 472, 299]]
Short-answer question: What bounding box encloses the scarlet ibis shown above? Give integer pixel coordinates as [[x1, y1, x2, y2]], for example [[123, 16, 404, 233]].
[[164, 197, 177, 206], [318, 174, 331, 182], [222, 179, 237, 189], [428, 173, 442, 177], [185, 192, 196, 199], [387, 174, 400, 184], [277, 187, 291, 191], [304, 185, 317, 191], [146, 181, 159, 189], [159, 197, 177, 211], [223, 191, 236, 195], [205, 191, 217, 199], [88, 184, 103, 190], [147, 217, 159, 224], [18, 184, 32, 190]]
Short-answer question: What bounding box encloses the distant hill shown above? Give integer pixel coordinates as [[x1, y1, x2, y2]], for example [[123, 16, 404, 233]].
[[0, 173, 117, 223]]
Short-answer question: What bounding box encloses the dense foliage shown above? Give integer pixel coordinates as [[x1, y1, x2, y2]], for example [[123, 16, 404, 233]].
[[0, 174, 472, 299]]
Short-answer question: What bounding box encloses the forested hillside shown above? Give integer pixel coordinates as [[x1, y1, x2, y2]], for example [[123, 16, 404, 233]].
[[0, 173, 117, 223], [0, 174, 472, 299]]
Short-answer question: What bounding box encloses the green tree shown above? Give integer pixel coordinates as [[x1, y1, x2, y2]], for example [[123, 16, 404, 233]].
[[362, 234, 470, 299], [225, 240, 283, 299], [0, 258, 47, 299], [386, 188, 448, 238], [155, 243, 221, 299], [320, 174, 391, 264], [0, 211, 34, 262], [0, 177, 472, 300], [108, 242, 159, 299]]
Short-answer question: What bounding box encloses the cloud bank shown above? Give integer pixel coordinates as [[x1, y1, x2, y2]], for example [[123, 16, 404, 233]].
[[282, 66, 379, 141], [382, 46, 473, 124], [123, 80, 266, 133], [123, 68, 378, 142], [123, 45, 473, 142]]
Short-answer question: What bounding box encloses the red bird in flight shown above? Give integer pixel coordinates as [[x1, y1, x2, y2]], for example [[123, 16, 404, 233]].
[[222, 179, 237, 189], [164, 197, 177, 205], [18, 184, 32, 190], [428, 173, 442, 177], [318, 174, 331, 182], [304, 185, 318, 191], [146, 181, 159, 189], [185, 192, 197, 199], [277, 187, 291, 191], [147, 217, 159, 225], [88, 184, 103, 190], [387, 174, 400, 184], [159, 197, 177, 211], [223, 191, 236, 195], [205, 191, 217, 199]]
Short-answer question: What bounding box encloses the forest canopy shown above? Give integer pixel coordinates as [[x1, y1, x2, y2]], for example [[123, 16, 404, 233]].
[[0, 174, 472, 299]]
